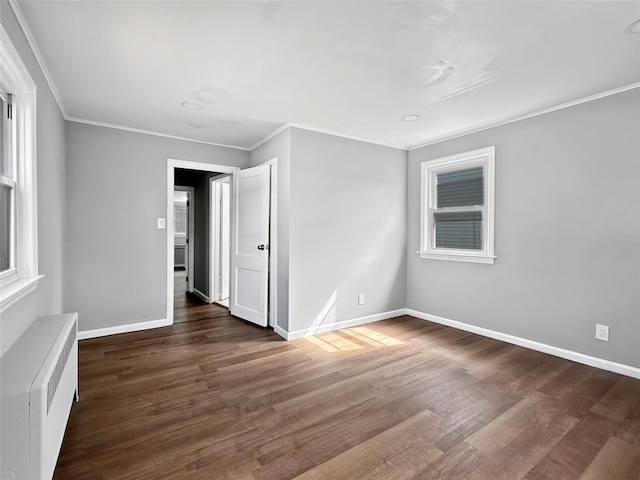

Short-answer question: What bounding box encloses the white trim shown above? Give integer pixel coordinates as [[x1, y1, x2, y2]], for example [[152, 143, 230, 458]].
[[7, 0, 66, 117], [193, 288, 210, 304], [210, 174, 232, 305], [68, 117, 250, 151], [0, 274, 43, 313], [408, 83, 640, 151], [406, 309, 640, 380], [257, 158, 279, 329], [417, 252, 497, 264], [166, 159, 241, 326], [420, 146, 495, 263], [249, 124, 290, 151], [288, 122, 404, 151], [0, 23, 40, 311], [69, 81, 640, 153], [78, 318, 171, 340], [5, 0, 639, 156], [282, 309, 407, 341], [168, 158, 240, 174], [273, 324, 288, 340]]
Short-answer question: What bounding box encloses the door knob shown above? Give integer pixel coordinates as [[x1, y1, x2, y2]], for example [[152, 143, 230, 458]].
[[257, 244, 266, 251]]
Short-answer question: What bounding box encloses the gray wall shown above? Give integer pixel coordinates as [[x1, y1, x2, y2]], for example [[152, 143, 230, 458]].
[[407, 88, 640, 368], [65, 122, 249, 333], [250, 128, 291, 331], [288, 128, 407, 334], [0, 5, 67, 355]]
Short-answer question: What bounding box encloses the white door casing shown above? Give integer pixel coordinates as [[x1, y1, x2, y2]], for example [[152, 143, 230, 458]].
[[230, 164, 271, 327], [211, 176, 231, 305], [166, 159, 240, 325]]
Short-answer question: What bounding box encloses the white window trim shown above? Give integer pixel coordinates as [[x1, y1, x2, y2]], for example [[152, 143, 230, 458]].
[[419, 146, 496, 264], [0, 25, 42, 312]]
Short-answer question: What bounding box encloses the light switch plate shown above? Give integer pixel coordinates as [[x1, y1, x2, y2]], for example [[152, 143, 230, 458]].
[[157, 218, 166, 229]]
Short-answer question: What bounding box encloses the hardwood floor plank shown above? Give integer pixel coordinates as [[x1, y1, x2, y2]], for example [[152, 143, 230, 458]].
[[580, 437, 640, 480], [524, 412, 621, 480], [54, 314, 640, 480], [291, 409, 444, 480], [465, 393, 579, 479], [617, 419, 640, 447], [416, 440, 487, 480], [591, 376, 640, 422]]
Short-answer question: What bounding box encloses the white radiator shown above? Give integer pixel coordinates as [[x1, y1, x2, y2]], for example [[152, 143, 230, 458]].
[[1, 313, 78, 480]]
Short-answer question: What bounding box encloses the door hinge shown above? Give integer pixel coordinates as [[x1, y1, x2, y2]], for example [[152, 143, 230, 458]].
[[186, 239, 189, 244]]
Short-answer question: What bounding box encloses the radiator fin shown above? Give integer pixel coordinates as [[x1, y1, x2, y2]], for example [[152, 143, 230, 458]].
[[47, 324, 76, 413]]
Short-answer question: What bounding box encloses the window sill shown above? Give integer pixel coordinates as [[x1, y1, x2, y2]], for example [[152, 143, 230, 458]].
[[0, 274, 44, 313], [417, 251, 496, 264]]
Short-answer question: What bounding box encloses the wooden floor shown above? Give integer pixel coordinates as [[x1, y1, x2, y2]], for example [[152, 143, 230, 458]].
[[174, 269, 229, 324], [54, 313, 640, 479]]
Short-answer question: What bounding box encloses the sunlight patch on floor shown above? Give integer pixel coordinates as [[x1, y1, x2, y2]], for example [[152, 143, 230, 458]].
[[305, 326, 404, 352], [306, 335, 341, 352], [350, 326, 404, 346]]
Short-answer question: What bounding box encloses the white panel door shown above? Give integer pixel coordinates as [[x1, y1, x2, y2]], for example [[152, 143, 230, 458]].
[[230, 164, 270, 327]]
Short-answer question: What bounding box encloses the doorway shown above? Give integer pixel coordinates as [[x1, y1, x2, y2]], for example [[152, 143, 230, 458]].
[[173, 187, 194, 293], [165, 158, 278, 329], [167, 160, 238, 324]]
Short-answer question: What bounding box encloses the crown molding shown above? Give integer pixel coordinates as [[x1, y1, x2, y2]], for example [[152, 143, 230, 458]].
[[8, 0, 67, 118], [408, 82, 640, 151], [66, 117, 250, 151], [7, 0, 638, 155], [248, 123, 291, 151], [252, 122, 407, 152], [287, 122, 406, 151]]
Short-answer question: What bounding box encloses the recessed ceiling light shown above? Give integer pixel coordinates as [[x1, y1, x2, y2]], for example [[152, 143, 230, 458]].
[[401, 114, 421, 122], [625, 19, 640, 34], [182, 101, 203, 111]]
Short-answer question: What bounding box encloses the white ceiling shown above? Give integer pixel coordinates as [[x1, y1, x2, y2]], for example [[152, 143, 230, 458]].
[[13, 1, 640, 150]]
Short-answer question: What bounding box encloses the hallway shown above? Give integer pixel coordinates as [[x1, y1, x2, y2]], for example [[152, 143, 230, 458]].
[[174, 269, 229, 324]]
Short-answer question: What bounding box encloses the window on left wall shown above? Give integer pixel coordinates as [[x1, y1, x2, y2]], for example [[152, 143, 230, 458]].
[[0, 26, 41, 312], [1, 91, 16, 277]]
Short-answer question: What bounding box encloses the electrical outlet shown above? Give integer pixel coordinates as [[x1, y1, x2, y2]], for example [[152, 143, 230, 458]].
[[358, 293, 365, 305], [595, 324, 609, 341]]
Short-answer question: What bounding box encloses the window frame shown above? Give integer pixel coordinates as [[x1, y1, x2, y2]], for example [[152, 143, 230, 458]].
[[0, 25, 42, 312], [1, 90, 17, 280], [419, 146, 496, 264]]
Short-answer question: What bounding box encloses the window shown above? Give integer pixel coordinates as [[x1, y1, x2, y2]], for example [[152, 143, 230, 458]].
[[420, 146, 496, 264], [1, 91, 15, 277], [0, 26, 40, 312], [173, 192, 188, 236]]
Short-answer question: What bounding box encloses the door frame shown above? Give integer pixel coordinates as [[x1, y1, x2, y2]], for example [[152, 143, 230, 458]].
[[166, 159, 239, 325], [174, 186, 195, 292], [210, 174, 231, 306], [260, 158, 278, 328]]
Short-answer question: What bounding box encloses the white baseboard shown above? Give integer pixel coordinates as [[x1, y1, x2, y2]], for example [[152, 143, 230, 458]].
[[273, 324, 288, 340], [406, 309, 640, 380], [193, 288, 211, 304], [78, 318, 172, 340], [283, 309, 407, 341]]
